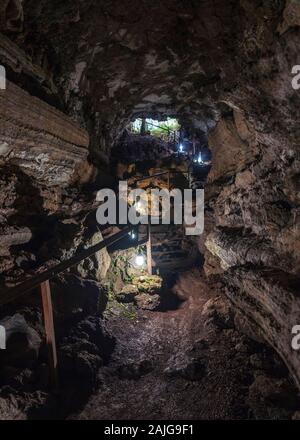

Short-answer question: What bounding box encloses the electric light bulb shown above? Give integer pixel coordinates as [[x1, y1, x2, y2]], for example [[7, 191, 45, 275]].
[[135, 255, 145, 267]]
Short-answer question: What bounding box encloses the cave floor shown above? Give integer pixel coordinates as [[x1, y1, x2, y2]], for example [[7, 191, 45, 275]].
[[71, 269, 298, 420]]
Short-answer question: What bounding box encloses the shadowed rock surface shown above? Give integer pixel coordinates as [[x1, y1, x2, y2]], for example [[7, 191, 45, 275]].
[[0, 0, 300, 420]]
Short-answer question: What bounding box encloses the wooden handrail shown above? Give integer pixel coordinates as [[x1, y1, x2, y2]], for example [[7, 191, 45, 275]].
[[0, 166, 190, 389], [1, 226, 134, 306], [0, 225, 136, 390], [133, 169, 189, 184], [133, 171, 169, 183], [1, 168, 189, 303]]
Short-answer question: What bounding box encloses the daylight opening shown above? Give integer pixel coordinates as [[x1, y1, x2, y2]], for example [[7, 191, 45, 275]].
[[130, 117, 181, 144]]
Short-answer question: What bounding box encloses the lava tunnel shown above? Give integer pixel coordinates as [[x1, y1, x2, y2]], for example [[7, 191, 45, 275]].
[[0, 0, 300, 427]]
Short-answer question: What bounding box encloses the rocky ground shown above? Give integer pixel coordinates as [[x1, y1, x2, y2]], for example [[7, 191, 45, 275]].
[[71, 269, 300, 420], [0, 268, 300, 420]]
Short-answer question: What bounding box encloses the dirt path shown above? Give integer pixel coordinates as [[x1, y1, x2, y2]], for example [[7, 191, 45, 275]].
[[71, 269, 299, 420]]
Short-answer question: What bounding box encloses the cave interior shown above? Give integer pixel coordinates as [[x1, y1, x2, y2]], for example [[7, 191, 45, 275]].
[[0, 0, 300, 421]]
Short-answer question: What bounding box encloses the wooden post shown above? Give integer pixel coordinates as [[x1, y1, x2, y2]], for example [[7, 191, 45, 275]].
[[40, 280, 59, 391], [140, 118, 146, 136], [147, 224, 152, 275]]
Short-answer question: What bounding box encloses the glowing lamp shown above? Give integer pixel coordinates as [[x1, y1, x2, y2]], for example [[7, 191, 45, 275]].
[[135, 255, 145, 267]]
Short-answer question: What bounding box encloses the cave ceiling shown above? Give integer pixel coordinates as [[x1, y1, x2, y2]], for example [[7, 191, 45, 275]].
[[3, 0, 293, 138]]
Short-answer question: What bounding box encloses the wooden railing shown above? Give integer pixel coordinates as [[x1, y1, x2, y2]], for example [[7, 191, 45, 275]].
[[1, 226, 133, 305], [132, 169, 190, 188], [0, 168, 190, 390], [1, 225, 135, 390], [2, 168, 189, 299]]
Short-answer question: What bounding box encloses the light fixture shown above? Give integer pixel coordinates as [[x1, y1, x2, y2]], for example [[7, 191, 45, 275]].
[[179, 144, 184, 153], [198, 152, 202, 163], [128, 231, 136, 239], [135, 255, 145, 267]]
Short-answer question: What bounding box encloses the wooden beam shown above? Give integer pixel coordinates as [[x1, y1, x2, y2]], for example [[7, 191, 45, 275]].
[[147, 224, 152, 275], [40, 280, 59, 392], [140, 118, 146, 136], [1, 226, 133, 306]]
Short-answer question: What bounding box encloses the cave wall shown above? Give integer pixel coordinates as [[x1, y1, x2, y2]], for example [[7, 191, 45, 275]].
[[199, 0, 300, 387], [0, 37, 99, 286], [204, 106, 300, 387], [0, 0, 300, 389], [10, 0, 244, 161]]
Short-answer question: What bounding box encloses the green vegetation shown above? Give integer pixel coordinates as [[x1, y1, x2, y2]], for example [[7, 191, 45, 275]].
[[131, 118, 180, 139]]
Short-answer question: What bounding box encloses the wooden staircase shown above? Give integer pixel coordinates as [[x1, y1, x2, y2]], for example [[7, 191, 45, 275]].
[[137, 223, 198, 272]]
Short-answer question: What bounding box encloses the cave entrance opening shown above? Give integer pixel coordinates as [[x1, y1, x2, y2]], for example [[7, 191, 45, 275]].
[[130, 117, 181, 145]]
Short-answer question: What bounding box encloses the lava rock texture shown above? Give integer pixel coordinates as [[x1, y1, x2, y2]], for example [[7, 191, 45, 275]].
[[0, 0, 299, 403]]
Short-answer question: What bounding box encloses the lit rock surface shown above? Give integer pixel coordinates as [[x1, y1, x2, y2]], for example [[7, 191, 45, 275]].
[[0, 0, 299, 409], [204, 110, 300, 387]]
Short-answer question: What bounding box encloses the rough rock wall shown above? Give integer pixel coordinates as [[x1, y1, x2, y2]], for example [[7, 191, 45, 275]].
[[0, 0, 300, 390], [0, 78, 97, 287], [0, 23, 111, 288], [164, 0, 300, 390], [203, 106, 300, 387], [4, 1, 295, 164], [12, 0, 245, 161]]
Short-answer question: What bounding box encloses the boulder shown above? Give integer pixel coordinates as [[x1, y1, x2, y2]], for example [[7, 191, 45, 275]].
[[134, 293, 160, 311], [116, 359, 153, 380], [51, 274, 108, 319], [164, 353, 206, 381], [132, 275, 162, 294], [117, 284, 139, 303], [0, 314, 41, 368]]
